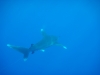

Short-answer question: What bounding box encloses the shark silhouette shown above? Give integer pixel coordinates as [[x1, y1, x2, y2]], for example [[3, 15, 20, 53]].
[[7, 29, 67, 61]]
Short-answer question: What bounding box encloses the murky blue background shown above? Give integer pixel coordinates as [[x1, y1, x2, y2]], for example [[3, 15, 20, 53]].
[[0, 1, 100, 75]]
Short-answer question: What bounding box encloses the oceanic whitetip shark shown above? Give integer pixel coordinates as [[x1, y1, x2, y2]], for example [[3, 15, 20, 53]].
[[7, 29, 67, 61]]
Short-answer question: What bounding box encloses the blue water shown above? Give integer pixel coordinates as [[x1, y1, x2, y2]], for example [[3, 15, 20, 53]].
[[0, 1, 100, 75]]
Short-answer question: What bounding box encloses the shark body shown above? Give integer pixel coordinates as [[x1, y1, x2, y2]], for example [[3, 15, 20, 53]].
[[30, 29, 59, 52], [7, 29, 67, 61]]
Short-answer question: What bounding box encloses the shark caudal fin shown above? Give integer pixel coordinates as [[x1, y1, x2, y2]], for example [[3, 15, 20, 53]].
[[7, 44, 29, 61], [23, 53, 29, 61]]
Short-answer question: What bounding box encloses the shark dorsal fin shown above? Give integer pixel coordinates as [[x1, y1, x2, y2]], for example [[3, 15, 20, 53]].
[[41, 29, 49, 37]]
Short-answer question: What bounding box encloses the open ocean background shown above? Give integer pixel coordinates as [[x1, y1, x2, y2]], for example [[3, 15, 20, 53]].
[[0, 1, 100, 75]]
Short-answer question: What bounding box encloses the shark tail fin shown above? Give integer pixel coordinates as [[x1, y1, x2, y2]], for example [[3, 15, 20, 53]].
[[23, 52, 29, 61], [7, 44, 29, 61]]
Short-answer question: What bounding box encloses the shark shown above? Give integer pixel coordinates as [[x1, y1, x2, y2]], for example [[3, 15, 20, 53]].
[[7, 29, 67, 61]]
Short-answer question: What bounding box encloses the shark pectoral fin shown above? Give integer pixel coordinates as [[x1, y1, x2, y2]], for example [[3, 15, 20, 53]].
[[55, 43, 67, 49], [23, 53, 29, 61], [41, 49, 45, 52]]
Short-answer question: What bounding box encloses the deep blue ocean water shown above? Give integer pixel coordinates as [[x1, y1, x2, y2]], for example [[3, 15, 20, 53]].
[[0, 1, 100, 75]]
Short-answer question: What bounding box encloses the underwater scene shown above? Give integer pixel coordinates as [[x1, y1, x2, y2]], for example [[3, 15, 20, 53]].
[[0, 1, 100, 75]]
